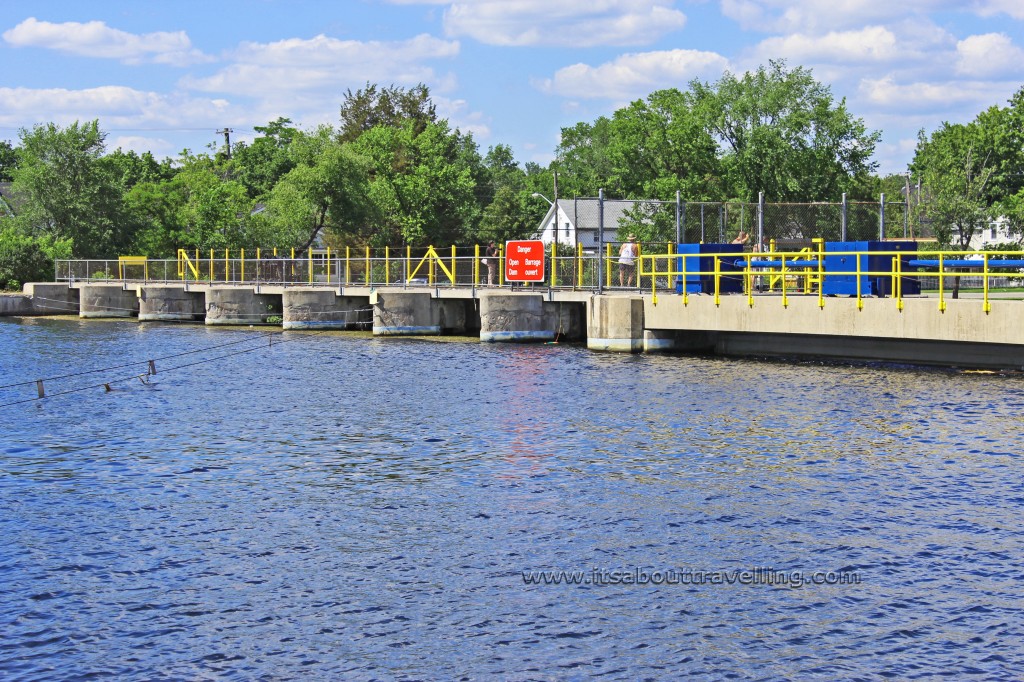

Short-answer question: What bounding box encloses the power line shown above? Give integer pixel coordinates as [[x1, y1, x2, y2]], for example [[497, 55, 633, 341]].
[[0, 316, 371, 409]]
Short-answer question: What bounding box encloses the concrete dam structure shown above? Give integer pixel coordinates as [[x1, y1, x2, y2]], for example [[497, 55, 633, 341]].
[[3, 280, 1023, 370]]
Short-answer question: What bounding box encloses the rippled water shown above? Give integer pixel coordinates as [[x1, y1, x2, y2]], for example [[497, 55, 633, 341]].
[[2, 317, 1023, 680]]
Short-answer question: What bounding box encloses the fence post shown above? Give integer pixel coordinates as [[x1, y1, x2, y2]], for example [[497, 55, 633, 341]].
[[903, 184, 909, 238], [757, 192, 764, 247], [597, 188, 605, 294], [879, 193, 886, 240], [675, 190, 681, 244], [841, 193, 848, 241]]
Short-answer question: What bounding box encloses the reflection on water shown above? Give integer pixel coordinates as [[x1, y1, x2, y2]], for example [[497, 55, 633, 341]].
[[2, 317, 1024, 679]]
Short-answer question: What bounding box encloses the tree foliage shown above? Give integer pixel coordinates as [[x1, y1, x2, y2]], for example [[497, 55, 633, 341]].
[[912, 123, 994, 249], [231, 117, 299, 199], [692, 60, 879, 201], [0, 140, 17, 182], [0, 227, 71, 289], [11, 121, 130, 257], [339, 83, 436, 143], [556, 61, 879, 204], [251, 126, 373, 251], [15, 67, 1015, 275]]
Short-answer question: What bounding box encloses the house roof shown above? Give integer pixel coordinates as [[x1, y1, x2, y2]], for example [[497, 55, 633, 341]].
[[536, 198, 660, 247]]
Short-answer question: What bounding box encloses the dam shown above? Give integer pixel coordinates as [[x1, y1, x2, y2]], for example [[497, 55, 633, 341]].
[[1, 242, 1022, 369]]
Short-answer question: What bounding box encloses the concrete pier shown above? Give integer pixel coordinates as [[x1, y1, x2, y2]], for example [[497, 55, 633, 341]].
[[205, 286, 282, 326], [25, 282, 80, 315], [139, 285, 205, 322], [587, 296, 644, 352], [79, 284, 139, 318], [282, 289, 370, 330], [372, 292, 441, 336], [479, 293, 553, 342], [0, 294, 32, 316]]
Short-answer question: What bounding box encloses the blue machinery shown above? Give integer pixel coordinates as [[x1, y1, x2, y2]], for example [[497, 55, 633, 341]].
[[676, 240, 1024, 298]]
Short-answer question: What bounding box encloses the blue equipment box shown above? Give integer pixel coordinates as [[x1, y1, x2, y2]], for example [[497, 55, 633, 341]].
[[676, 243, 744, 294], [822, 241, 920, 296]]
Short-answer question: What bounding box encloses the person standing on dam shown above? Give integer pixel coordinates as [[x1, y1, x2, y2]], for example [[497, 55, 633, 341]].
[[619, 234, 638, 288]]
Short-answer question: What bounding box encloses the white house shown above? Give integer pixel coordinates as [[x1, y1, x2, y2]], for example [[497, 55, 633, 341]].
[[534, 198, 645, 252], [969, 216, 1019, 251]]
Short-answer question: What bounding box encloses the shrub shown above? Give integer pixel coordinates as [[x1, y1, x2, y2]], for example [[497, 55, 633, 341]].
[[0, 228, 73, 290]]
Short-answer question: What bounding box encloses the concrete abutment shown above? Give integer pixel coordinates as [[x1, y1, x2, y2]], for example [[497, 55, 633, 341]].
[[282, 289, 370, 330], [79, 284, 139, 318], [205, 287, 282, 326], [139, 285, 205, 322]]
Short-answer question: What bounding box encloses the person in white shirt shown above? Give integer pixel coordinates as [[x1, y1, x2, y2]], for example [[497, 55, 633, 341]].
[[619, 234, 638, 287]]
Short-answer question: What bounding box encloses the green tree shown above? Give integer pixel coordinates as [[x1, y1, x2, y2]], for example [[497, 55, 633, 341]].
[[124, 150, 252, 256], [606, 89, 723, 200], [354, 119, 481, 246], [104, 148, 175, 190], [11, 121, 130, 257], [0, 140, 17, 182], [690, 60, 879, 201], [555, 118, 617, 197], [232, 117, 299, 199], [338, 83, 437, 143], [251, 126, 373, 252], [911, 122, 994, 251], [0, 227, 71, 289], [476, 145, 540, 243]]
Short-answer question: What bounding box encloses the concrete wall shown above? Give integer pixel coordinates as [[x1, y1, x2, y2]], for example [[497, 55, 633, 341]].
[[205, 286, 282, 325], [24, 283, 80, 315], [282, 289, 371, 330], [587, 296, 644, 352], [139, 285, 205, 322], [644, 294, 1024, 344], [479, 293, 553, 342], [0, 294, 33, 316], [79, 284, 139, 318], [643, 294, 1024, 368], [372, 291, 440, 335]]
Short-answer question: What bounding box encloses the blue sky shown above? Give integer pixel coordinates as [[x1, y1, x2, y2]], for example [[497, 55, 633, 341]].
[[2, 0, 1023, 179]]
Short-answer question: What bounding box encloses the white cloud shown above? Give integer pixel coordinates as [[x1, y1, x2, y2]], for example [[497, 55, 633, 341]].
[[107, 135, 179, 157], [955, 33, 1024, 78], [538, 49, 730, 100], [972, 0, 1024, 20], [752, 26, 902, 64], [859, 75, 1014, 114], [405, 0, 687, 46], [181, 34, 459, 98], [0, 86, 243, 131], [721, 0, 953, 34], [1, 17, 210, 66]]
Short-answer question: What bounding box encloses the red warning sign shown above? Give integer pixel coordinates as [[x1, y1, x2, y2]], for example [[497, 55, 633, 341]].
[[505, 240, 546, 282]]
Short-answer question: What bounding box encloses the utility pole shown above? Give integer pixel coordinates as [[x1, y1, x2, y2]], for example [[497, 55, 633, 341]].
[[553, 171, 559, 255], [216, 128, 233, 159]]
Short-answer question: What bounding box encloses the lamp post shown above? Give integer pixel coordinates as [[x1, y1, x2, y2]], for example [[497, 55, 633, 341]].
[[531, 192, 554, 244], [532, 174, 559, 255], [533, 172, 559, 286]]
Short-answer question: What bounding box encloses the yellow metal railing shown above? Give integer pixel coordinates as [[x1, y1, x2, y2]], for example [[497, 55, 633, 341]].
[[144, 245, 1024, 315], [635, 247, 1024, 313]]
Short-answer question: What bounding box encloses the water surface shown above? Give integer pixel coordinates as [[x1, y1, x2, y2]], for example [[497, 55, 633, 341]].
[[1, 317, 1023, 679]]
